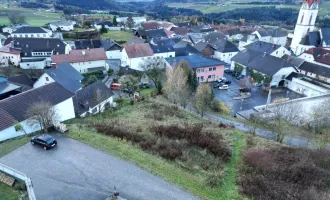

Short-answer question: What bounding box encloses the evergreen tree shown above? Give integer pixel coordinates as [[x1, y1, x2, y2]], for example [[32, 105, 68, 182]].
[[113, 16, 118, 26], [191, 71, 198, 93]]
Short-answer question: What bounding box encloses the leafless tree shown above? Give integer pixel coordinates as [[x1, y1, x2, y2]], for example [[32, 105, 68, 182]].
[[8, 14, 26, 24], [26, 101, 60, 132], [165, 65, 189, 107], [140, 57, 166, 93], [267, 100, 301, 143], [194, 84, 213, 117]]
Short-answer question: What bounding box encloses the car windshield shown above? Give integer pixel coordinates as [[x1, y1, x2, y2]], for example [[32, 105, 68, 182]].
[[46, 138, 55, 144]]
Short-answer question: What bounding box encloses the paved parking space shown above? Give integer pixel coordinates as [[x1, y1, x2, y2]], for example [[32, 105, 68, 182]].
[[213, 74, 304, 114], [0, 133, 198, 200]]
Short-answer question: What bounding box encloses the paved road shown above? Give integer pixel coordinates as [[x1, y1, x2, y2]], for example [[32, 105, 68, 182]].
[[185, 106, 330, 149], [0, 133, 198, 200]]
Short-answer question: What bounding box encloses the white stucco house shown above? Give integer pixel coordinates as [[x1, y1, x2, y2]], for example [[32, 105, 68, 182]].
[[149, 38, 175, 58], [121, 43, 154, 70], [51, 48, 108, 73], [11, 27, 53, 38], [49, 20, 75, 32], [7, 37, 71, 69], [2, 24, 29, 34], [0, 45, 21, 66], [73, 82, 114, 117], [0, 82, 75, 142], [211, 39, 239, 64], [116, 16, 146, 25], [244, 41, 291, 58]]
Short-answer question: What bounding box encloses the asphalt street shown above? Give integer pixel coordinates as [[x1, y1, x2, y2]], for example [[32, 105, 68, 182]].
[[0, 133, 199, 200]]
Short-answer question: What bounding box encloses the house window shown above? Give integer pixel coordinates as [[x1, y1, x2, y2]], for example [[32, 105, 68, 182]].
[[300, 14, 304, 24], [46, 77, 49, 81], [208, 75, 211, 79], [213, 67, 216, 71], [212, 75, 215, 79], [209, 68, 212, 71], [200, 76, 204, 81], [201, 69, 204, 72], [281, 75, 285, 79], [309, 15, 313, 25], [197, 69, 200, 73], [276, 51, 278, 54]]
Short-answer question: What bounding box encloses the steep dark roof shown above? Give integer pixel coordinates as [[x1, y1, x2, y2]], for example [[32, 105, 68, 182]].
[[257, 30, 271, 37], [300, 31, 321, 46], [271, 29, 287, 37], [8, 74, 34, 87], [211, 39, 239, 53], [245, 41, 282, 55], [194, 42, 209, 52], [46, 62, 83, 93], [170, 27, 189, 35], [74, 39, 102, 50], [0, 108, 16, 131], [232, 49, 293, 76], [175, 22, 192, 28], [299, 61, 330, 78], [126, 36, 145, 45], [165, 55, 226, 69], [119, 66, 142, 75], [144, 29, 167, 38], [321, 28, 330, 45], [0, 82, 73, 130], [173, 41, 201, 57], [101, 38, 122, 51], [150, 38, 175, 54], [73, 82, 114, 115], [13, 27, 48, 34], [10, 38, 67, 57], [204, 32, 226, 44]]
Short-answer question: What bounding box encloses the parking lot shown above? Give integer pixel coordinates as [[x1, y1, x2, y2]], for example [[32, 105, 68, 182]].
[[213, 74, 304, 114], [0, 133, 198, 200]]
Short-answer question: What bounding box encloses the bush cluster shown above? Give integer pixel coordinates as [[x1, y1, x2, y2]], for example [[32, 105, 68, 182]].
[[150, 124, 231, 161], [93, 124, 183, 160], [240, 147, 330, 200]]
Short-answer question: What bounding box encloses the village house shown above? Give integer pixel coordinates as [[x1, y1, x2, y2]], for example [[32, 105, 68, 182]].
[[0, 82, 75, 142], [121, 43, 154, 71], [5, 37, 70, 69], [211, 38, 239, 64], [231, 49, 297, 87], [73, 82, 114, 117], [165, 55, 226, 82], [51, 48, 108, 73], [0, 45, 21, 66], [244, 41, 291, 58], [33, 62, 84, 93], [126, 36, 146, 45], [0, 76, 21, 100], [149, 38, 176, 58], [7, 74, 34, 92], [238, 34, 258, 51], [116, 16, 146, 25], [11, 27, 53, 38], [49, 20, 75, 32], [94, 21, 120, 31], [2, 24, 29, 34], [173, 40, 201, 57]]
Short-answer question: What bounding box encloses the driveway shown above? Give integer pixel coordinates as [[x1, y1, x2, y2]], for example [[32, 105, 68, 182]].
[[213, 74, 304, 114], [0, 133, 198, 200]]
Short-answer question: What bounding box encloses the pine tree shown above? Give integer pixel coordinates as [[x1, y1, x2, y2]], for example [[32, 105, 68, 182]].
[[113, 16, 118, 26]]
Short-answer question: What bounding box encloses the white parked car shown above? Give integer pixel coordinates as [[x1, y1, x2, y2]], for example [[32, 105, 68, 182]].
[[219, 85, 229, 90]]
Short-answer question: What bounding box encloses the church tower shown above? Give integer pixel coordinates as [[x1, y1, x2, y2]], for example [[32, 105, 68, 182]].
[[291, 0, 319, 55]]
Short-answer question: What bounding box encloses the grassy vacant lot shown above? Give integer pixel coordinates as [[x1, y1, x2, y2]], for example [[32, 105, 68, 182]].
[[0, 6, 62, 26], [0, 135, 31, 158], [67, 96, 247, 200], [101, 30, 133, 43], [0, 182, 19, 200]]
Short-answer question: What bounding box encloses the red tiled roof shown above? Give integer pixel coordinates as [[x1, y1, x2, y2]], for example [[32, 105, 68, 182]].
[[144, 22, 159, 30], [124, 43, 153, 58], [0, 45, 21, 55], [308, 47, 330, 65], [170, 27, 189, 35], [51, 48, 107, 64]]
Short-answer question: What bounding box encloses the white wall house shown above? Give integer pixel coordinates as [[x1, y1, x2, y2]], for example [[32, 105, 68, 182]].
[[287, 77, 329, 97], [80, 97, 113, 117], [71, 60, 108, 73], [49, 20, 75, 32], [271, 67, 296, 87], [0, 98, 75, 142], [214, 51, 238, 64], [121, 43, 154, 71], [270, 46, 291, 58], [271, 36, 287, 47], [0, 46, 21, 66], [2, 24, 29, 34], [11, 27, 53, 38], [153, 52, 175, 59], [20, 59, 47, 69]]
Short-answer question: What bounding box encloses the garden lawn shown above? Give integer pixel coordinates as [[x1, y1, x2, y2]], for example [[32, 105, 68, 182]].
[[139, 88, 155, 96], [101, 30, 133, 43], [0, 182, 19, 200], [0, 135, 31, 158]]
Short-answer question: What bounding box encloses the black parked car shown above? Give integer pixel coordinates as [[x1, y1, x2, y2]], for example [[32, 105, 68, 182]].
[[224, 80, 232, 84], [224, 69, 233, 74], [31, 134, 57, 150]]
